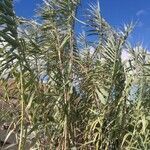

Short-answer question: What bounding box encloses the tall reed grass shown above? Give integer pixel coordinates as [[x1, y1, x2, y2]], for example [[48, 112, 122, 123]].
[[0, 0, 150, 149]]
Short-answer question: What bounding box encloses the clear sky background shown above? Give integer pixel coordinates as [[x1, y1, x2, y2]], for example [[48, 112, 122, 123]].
[[14, 0, 150, 49]]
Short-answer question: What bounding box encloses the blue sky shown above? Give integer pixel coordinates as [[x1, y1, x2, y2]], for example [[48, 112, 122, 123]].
[[14, 0, 150, 49]]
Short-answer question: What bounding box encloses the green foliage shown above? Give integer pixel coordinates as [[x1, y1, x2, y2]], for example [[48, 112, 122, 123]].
[[0, 0, 150, 149]]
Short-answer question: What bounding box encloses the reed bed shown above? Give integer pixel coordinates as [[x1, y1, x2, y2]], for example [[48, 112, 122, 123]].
[[0, 0, 150, 149]]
